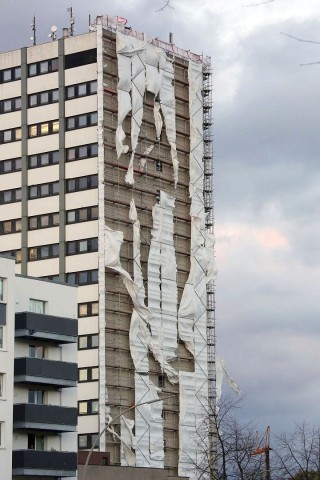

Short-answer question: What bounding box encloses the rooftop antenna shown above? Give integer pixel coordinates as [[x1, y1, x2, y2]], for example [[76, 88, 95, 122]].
[[30, 15, 36, 46], [67, 6, 75, 36], [48, 25, 57, 41]]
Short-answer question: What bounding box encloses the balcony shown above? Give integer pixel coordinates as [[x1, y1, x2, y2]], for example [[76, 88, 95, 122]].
[[14, 357, 77, 387], [13, 404, 77, 432], [15, 311, 77, 344], [12, 450, 77, 477]]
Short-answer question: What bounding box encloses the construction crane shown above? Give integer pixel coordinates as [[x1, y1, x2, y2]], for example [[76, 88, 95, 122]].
[[251, 426, 272, 480]]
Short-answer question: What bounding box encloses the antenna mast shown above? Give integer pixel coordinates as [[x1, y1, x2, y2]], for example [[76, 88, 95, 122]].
[[68, 6, 75, 36], [31, 16, 36, 46]]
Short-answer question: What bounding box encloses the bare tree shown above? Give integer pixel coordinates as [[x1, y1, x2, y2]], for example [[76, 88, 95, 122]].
[[195, 396, 265, 480], [273, 422, 320, 480]]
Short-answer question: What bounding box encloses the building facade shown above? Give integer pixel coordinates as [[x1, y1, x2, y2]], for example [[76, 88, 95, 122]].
[[0, 255, 78, 478], [0, 16, 216, 479]]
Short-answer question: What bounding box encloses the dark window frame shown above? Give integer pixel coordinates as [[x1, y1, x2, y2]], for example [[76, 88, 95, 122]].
[[28, 88, 59, 108], [28, 212, 59, 230], [66, 112, 97, 131], [0, 188, 21, 204], [0, 127, 22, 144], [78, 334, 99, 350], [66, 269, 98, 286], [66, 175, 98, 193], [66, 143, 98, 162], [66, 237, 98, 256], [0, 96, 21, 114], [28, 243, 59, 261], [78, 366, 99, 383], [78, 399, 99, 416], [0, 157, 21, 174], [66, 205, 98, 224], [78, 301, 99, 318], [28, 150, 59, 169], [28, 181, 59, 200], [0, 218, 21, 235], [28, 58, 58, 77], [0, 66, 21, 84], [66, 80, 97, 100], [28, 120, 59, 138]]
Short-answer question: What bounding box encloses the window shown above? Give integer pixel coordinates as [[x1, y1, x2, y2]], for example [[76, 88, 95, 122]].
[[0, 218, 21, 235], [0, 373, 4, 397], [28, 58, 58, 77], [0, 279, 4, 302], [0, 188, 21, 205], [28, 120, 59, 138], [0, 127, 21, 144], [0, 422, 4, 448], [78, 301, 99, 318], [66, 143, 98, 162], [0, 157, 21, 174], [78, 433, 99, 450], [78, 366, 99, 383], [28, 89, 59, 108], [28, 150, 59, 168], [0, 66, 21, 83], [28, 389, 45, 404], [65, 49, 97, 69], [0, 97, 21, 114], [29, 299, 46, 314], [28, 212, 59, 230], [66, 112, 97, 130], [29, 345, 45, 359], [28, 244, 59, 261], [66, 269, 98, 286], [66, 80, 97, 99], [78, 399, 99, 415], [78, 334, 99, 350], [1, 250, 21, 264], [28, 181, 59, 199], [156, 160, 163, 172], [0, 327, 3, 349], [28, 433, 45, 450], [66, 175, 98, 193], [158, 374, 165, 388], [66, 205, 98, 224], [67, 238, 98, 255]]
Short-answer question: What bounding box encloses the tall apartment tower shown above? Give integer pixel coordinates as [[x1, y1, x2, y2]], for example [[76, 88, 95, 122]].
[[0, 15, 216, 480]]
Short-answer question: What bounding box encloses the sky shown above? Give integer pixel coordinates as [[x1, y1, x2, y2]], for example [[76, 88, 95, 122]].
[[1, 0, 320, 442]]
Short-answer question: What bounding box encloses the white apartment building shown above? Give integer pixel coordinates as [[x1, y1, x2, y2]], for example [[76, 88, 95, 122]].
[[0, 255, 78, 479], [0, 15, 216, 480]]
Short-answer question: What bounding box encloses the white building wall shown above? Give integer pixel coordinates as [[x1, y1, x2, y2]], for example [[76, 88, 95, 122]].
[[0, 256, 15, 480]]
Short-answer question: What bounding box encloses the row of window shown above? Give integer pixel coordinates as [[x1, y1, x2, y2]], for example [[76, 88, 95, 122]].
[[0, 66, 21, 84], [29, 89, 59, 108], [66, 269, 98, 286], [0, 218, 21, 235], [78, 433, 99, 450], [0, 143, 98, 174], [2, 250, 21, 263], [0, 80, 98, 113], [29, 120, 59, 138], [78, 334, 99, 350], [0, 50, 97, 87], [28, 238, 98, 261], [78, 399, 98, 415], [0, 207, 98, 234], [78, 301, 99, 318], [0, 187, 21, 204], [79, 366, 98, 382], [28, 181, 59, 200], [0, 97, 21, 114], [0, 127, 21, 143], [0, 111, 97, 144]]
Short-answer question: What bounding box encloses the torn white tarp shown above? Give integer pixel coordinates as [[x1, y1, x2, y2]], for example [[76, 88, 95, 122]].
[[106, 414, 136, 466], [178, 372, 197, 478], [148, 191, 178, 362], [135, 375, 164, 467], [216, 355, 241, 405], [105, 224, 179, 383], [116, 32, 179, 186], [159, 58, 178, 187]]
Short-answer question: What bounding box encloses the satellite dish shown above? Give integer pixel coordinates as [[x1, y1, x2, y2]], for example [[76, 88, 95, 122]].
[[51, 25, 57, 33]]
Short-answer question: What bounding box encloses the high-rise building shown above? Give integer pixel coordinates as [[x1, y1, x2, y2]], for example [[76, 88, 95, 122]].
[[0, 15, 216, 479], [0, 255, 78, 479]]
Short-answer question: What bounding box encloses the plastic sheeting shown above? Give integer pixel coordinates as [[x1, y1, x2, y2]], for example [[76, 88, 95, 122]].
[[135, 375, 164, 467], [104, 224, 178, 384], [148, 191, 178, 362], [116, 32, 179, 186], [216, 355, 241, 405], [177, 60, 217, 480], [106, 414, 136, 466]]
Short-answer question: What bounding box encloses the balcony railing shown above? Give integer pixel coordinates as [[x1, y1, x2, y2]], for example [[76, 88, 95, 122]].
[[14, 357, 77, 387], [15, 311, 77, 343], [13, 403, 77, 431]]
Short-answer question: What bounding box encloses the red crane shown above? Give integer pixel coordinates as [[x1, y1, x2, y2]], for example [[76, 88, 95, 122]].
[[251, 426, 272, 480]]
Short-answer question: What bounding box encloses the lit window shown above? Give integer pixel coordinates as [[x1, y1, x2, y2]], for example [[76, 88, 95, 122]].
[[52, 120, 59, 133], [29, 125, 37, 137], [40, 123, 49, 135]]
